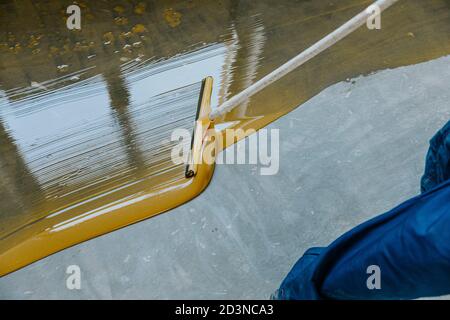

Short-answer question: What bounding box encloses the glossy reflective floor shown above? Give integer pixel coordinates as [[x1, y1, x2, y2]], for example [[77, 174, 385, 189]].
[[0, 0, 449, 275], [1, 55, 449, 299]]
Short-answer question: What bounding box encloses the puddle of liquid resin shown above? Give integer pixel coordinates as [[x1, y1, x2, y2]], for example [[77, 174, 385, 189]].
[[0, 0, 449, 275]]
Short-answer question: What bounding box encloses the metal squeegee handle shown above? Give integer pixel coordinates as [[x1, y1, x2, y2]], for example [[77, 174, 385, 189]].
[[209, 0, 400, 121]]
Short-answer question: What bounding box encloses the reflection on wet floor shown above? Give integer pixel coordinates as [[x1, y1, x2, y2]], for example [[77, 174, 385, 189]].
[[0, 0, 449, 274]]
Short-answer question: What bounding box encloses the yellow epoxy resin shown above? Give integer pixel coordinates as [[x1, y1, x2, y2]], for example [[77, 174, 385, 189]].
[[0, 78, 217, 276], [0, 0, 449, 276]]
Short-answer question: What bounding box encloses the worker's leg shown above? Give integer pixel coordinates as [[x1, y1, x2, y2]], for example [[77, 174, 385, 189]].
[[276, 120, 450, 300], [421, 120, 450, 193]]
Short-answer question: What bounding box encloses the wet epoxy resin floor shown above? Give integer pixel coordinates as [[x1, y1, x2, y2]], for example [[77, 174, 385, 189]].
[[0, 0, 449, 275], [0, 55, 449, 299]]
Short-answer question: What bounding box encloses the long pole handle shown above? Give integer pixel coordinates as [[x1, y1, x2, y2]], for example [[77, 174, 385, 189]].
[[210, 0, 400, 120]]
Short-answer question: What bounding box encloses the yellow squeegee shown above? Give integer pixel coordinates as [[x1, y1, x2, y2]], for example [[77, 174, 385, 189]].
[[185, 0, 399, 177]]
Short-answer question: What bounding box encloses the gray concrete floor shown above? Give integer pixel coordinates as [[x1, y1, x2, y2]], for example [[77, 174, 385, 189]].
[[1, 55, 450, 299]]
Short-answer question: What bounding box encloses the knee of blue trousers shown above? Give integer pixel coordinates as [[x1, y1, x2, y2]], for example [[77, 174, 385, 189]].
[[421, 120, 450, 193]]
